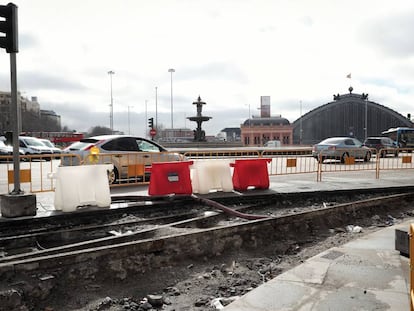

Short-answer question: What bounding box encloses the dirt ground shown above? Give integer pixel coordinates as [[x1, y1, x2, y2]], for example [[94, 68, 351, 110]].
[[55, 212, 410, 311]]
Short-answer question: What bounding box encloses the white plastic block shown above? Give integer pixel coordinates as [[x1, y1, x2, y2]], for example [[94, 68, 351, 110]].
[[191, 159, 233, 194], [53, 164, 113, 212]]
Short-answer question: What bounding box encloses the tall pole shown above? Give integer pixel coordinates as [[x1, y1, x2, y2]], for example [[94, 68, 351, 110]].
[[249, 104, 251, 127], [10, 52, 21, 194], [155, 87, 158, 130], [127, 105, 133, 135], [108, 70, 115, 133], [300, 100, 303, 145], [168, 68, 175, 129], [145, 99, 148, 138], [365, 98, 368, 140]]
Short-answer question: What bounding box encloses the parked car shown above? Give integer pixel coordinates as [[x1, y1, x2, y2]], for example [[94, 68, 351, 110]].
[[363, 137, 399, 157], [19, 136, 54, 161], [0, 140, 12, 155], [312, 137, 371, 163], [0, 137, 25, 157], [61, 135, 185, 184], [39, 138, 62, 157], [264, 140, 281, 148]]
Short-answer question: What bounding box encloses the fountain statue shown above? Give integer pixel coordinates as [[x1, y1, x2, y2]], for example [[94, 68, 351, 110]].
[[187, 96, 212, 142]]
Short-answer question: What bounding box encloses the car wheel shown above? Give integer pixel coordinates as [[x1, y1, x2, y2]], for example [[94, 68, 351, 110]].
[[22, 153, 29, 162], [379, 151, 385, 158], [364, 151, 371, 162], [340, 153, 349, 163], [107, 167, 119, 185]]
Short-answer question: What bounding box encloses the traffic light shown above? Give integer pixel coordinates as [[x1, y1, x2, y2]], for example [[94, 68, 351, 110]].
[[148, 117, 154, 129], [5, 131, 12, 145], [0, 3, 18, 53]]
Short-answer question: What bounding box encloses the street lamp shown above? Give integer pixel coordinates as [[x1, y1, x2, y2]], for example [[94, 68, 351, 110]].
[[155, 86, 158, 130], [127, 105, 133, 135], [145, 99, 148, 138], [108, 70, 115, 133], [168, 68, 175, 129]]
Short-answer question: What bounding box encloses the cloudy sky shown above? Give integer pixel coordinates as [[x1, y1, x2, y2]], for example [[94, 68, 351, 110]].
[[1, 0, 413, 137]]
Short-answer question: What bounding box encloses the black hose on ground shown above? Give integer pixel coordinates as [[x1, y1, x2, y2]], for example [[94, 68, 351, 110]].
[[111, 194, 270, 220]]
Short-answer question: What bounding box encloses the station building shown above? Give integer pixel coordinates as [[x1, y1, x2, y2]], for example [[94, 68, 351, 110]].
[[292, 87, 414, 145], [241, 96, 293, 146]]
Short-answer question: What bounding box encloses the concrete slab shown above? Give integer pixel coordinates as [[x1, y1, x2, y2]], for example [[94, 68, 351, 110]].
[[224, 220, 413, 311]]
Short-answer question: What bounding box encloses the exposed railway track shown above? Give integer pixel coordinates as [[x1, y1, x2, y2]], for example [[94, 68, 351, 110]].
[[1, 189, 412, 263], [0, 188, 414, 310]]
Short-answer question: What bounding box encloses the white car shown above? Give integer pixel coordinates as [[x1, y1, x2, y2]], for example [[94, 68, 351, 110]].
[[19, 136, 54, 161], [39, 138, 62, 156], [62, 135, 185, 184], [0, 137, 24, 156]]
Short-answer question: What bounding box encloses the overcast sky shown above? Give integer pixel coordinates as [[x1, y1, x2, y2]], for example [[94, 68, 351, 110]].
[[1, 0, 414, 137]]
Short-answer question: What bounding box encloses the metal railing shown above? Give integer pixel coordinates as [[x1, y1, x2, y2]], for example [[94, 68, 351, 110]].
[[2, 154, 64, 193], [1, 147, 413, 194]]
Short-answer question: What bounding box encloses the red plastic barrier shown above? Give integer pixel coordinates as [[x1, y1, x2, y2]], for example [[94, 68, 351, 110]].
[[231, 158, 271, 191], [148, 161, 193, 195]]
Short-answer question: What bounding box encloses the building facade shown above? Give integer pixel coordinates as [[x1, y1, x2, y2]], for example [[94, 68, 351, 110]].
[[292, 88, 414, 145], [241, 96, 293, 146], [241, 116, 293, 146], [0, 92, 61, 133]]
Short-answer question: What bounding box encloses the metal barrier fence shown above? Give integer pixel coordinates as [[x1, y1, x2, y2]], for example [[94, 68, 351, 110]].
[[376, 148, 414, 179], [1, 154, 63, 193], [0, 147, 413, 194], [411, 223, 414, 311]]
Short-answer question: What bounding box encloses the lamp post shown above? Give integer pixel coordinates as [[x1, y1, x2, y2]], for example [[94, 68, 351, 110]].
[[145, 100, 148, 138], [108, 70, 115, 133], [365, 98, 368, 140], [155, 86, 158, 130], [300, 100, 303, 145], [127, 105, 133, 135], [168, 68, 175, 129]]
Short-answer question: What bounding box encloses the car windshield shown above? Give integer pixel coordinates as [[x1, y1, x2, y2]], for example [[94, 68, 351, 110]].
[[42, 140, 54, 148], [23, 138, 44, 147], [319, 138, 345, 145]]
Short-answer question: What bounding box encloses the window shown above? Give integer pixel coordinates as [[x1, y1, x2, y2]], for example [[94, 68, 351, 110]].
[[345, 139, 355, 146], [102, 138, 138, 151], [137, 140, 160, 152]]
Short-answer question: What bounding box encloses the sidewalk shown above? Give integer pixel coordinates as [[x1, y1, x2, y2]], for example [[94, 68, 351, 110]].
[[223, 220, 411, 310]]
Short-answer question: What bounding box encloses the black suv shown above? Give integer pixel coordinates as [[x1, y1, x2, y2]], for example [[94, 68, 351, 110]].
[[363, 137, 399, 157]]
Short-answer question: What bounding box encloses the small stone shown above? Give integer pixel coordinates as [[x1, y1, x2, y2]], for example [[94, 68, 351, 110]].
[[140, 301, 153, 310], [147, 294, 163, 307]]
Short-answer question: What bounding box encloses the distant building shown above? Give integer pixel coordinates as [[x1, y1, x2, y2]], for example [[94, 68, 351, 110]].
[[159, 128, 194, 142], [218, 128, 241, 142], [0, 92, 61, 133], [40, 110, 61, 132], [241, 96, 293, 146], [292, 88, 414, 145]]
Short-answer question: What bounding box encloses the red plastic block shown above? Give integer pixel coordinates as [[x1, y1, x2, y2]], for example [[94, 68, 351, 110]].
[[148, 161, 193, 195], [231, 158, 271, 191]]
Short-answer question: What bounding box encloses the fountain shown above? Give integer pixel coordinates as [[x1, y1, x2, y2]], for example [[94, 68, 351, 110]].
[[187, 96, 212, 142]]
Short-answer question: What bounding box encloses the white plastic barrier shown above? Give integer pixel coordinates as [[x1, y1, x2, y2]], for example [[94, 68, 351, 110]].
[[52, 164, 113, 212], [191, 159, 233, 194]]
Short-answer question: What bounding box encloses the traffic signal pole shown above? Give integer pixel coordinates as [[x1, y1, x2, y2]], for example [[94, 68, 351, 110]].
[[0, 3, 36, 217], [10, 51, 21, 194]]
